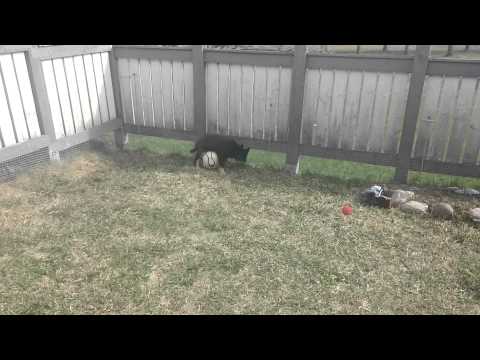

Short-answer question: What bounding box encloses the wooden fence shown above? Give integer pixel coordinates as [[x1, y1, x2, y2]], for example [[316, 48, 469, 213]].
[[0, 45, 121, 181], [2, 45, 480, 183], [112, 45, 480, 181]]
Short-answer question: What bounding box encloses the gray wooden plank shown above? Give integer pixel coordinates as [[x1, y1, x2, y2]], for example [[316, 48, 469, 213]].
[[239, 65, 254, 138], [114, 46, 192, 62], [204, 50, 293, 67], [139, 58, 154, 127], [340, 71, 363, 151], [150, 60, 164, 128], [445, 77, 477, 163], [252, 66, 267, 140], [117, 58, 134, 125], [183, 62, 194, 131], [205, 62, 218, 134], [31, 45, 112, 60], [25, 50, 57, 140], [192, 46, 206, 136], [285, 45, 307, 174], [228, 64, 242, 137], [394, 45, 431, 183], [217, 63, 230, 135], [307, 53, 413, 73]]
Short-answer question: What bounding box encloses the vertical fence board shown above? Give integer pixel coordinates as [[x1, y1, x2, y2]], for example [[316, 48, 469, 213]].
[[312, 70, 333, 147], [63, 57, 85, 132], [462, 79, 480, 164], [240, 65, 254, 138], [366, 73, 391, 153], [427, 77, 460, 161], [52, 58, 76, 136], [73, 56, 94, 129], [205, 63, 218, 134], [384, 73, 410, 154], [117, 58, 134, 125], [150, 60, 164, 128], [92, 53, 110, 124], [192, 46, 206, 136], [42, 60, 65, 138], [265, 66, 280, 142], [83, 54, 101, 127], [217, 63, 229, 135], [0, 55, 30, 142], [340, 71, 362, 151], [252, 66, 267, 139], [445, 78, 476, 164], [0, 66, 17, 146], [183, 62, 194, 131], [329, 70, 348, 149], [139, 58, 154, 127], [12, 53, 41, 138], [301, 69, 319, 146], [101, 52, 117, 120], [160, 60, 174, 129], [277, 67, 291, 142], [129, 58, 144, 126], [172, 61, 185, 130], [228, 64, 242, 137], [353, 72, 378, 151]]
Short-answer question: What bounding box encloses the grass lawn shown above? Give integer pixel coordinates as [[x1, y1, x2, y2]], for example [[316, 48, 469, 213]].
[[1, 134, 480, 314]]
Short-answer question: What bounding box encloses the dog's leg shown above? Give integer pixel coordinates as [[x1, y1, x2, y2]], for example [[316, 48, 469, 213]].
[[193, 151, 201, 169], [218, 157, 226, 175]]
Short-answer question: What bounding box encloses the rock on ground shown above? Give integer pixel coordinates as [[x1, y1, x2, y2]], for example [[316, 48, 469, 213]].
[[469, 208, 480, 223], [399, 201, 429, 215], [391, 190, 415, 208], [429, 203, 454, 220]]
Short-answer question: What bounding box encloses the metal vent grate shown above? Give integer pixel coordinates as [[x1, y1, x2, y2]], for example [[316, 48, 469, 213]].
[[0, 147, 50, 183], [58, 141, 93, 161]]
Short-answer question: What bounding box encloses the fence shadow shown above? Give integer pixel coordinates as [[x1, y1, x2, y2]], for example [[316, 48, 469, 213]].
[[96, 142, 368, 197]]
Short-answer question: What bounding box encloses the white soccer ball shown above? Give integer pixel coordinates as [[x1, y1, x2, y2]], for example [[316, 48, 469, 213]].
[[201, 151, 219, 169]]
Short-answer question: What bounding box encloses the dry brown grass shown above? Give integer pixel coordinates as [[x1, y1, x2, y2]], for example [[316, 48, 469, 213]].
[[1, 138, 480, 314]]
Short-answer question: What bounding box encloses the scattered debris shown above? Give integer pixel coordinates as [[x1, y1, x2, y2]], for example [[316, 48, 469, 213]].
[[359, 185, 391, 208], [429, 202, 454, 220], [399, 201, 429, 215], [453, 188, 480, 197], [469, 208, 480, 223], [357, 184, 479, 224], [446, 187, 460, 193]]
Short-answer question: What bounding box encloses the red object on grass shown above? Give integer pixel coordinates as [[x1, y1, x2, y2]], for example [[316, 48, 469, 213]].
[[342, 203, 353, 216]]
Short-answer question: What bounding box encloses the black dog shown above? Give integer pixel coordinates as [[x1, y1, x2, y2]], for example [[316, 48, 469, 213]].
[[190, 135, 250, 171]]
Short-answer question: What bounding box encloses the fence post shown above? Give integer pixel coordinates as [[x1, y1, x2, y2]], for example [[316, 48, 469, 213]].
[[446, 45, 453, 57], [25, 48, 59, 160], [192, 45, 206, 138], [284, 45, 307, 175], [394, 45, 431, 184], [109, 48, 128, 150]]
